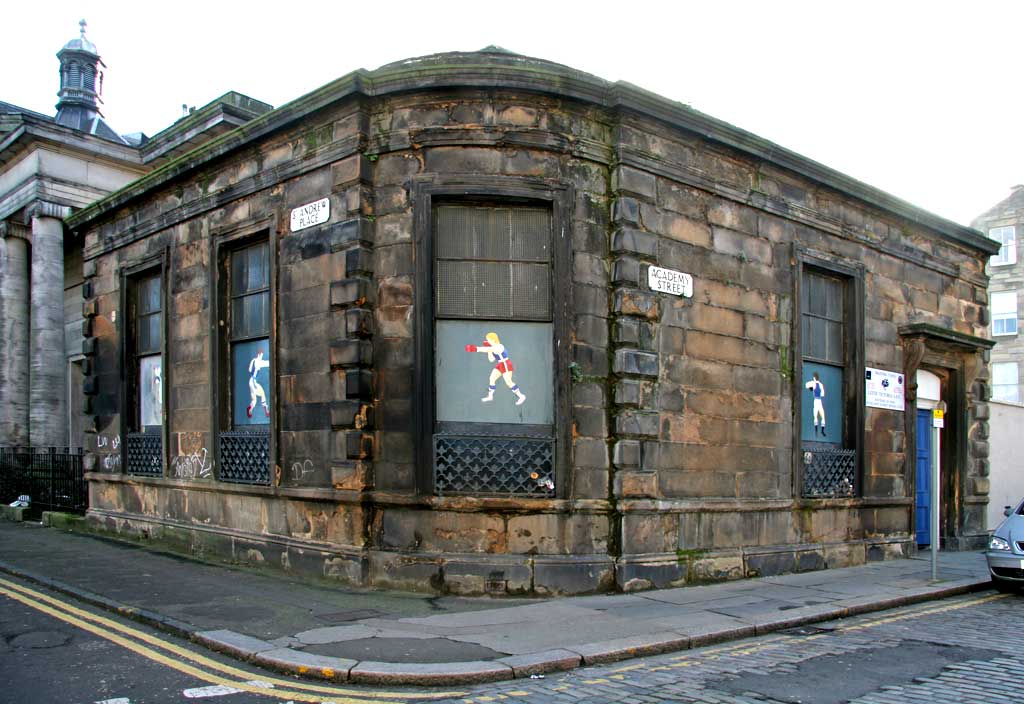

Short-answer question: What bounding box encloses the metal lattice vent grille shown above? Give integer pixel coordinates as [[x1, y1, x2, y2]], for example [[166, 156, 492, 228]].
[[219, 431, 270, 484], [435, 205, 551, 321], [802, 444, 856, 498], [125, 433, 163, 477], [435, 435, 555, 497]]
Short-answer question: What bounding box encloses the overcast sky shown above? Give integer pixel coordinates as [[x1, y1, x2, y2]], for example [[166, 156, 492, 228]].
[[4, 1, 1021, 227]]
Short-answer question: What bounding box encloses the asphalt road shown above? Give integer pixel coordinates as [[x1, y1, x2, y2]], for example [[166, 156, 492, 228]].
[[1, 573, 1021, 704]]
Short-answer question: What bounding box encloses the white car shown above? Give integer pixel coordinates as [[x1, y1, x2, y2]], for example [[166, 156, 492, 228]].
[[986, 497, 1024, 591]]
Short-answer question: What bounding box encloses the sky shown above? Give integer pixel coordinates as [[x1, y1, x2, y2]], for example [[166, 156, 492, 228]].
[[4, 1, 1022, 227]]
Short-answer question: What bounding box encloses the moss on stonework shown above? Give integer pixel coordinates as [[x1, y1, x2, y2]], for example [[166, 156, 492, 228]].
[[778, 344, 791, 379], [675, 548, 708, 564]]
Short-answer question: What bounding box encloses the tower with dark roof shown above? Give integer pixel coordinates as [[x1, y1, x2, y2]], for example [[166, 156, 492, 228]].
[[54, 19, 126, 143]]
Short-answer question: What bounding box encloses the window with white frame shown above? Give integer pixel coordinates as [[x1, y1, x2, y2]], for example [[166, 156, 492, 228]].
[[989, 226, 1016, 266], [992, 362, 1020, 404], [992, 290, 1018, 336]]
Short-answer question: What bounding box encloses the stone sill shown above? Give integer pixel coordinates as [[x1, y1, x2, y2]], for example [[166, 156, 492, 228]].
[[85, 472, 612, 514]]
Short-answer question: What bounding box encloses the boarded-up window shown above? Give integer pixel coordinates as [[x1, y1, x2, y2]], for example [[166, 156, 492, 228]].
[[432, 204, 555, 496]]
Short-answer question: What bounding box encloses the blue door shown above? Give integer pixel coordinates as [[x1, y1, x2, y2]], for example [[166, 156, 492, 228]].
[[915, 410, 932, 546]]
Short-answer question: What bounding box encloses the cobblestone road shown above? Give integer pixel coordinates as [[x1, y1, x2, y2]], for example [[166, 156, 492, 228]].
[[435, 590, 1024, 704]]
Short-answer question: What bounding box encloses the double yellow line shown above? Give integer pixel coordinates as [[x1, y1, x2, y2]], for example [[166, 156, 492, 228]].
[[0, 576, 465, 703]]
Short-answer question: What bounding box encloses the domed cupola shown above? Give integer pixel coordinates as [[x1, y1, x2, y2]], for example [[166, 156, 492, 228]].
[[54, 20, 125, 142]]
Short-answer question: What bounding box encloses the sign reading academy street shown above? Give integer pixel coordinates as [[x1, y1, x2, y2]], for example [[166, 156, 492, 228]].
[[647, 266, 693, 297], [290, 198, 330, 232], [865, 367, 905, 411]]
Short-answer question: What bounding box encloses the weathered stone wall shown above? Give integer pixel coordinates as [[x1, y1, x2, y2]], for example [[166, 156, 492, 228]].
[[76, 61, 992, 594]]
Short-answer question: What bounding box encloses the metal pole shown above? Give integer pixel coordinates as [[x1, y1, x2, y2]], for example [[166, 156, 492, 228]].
[[930, 422, 940, 581], [930, 400, 945, 582]]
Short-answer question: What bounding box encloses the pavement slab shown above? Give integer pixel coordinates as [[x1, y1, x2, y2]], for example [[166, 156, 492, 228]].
[[0, 520, 995, 686]]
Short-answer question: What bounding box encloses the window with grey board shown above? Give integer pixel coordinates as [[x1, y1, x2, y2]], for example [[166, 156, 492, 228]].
[[228, 242, 271, 427], [217, 239, 271, 485], [124, 270, 164, 477], [799, 266, 857, 498], [432, 204, 556, 495]]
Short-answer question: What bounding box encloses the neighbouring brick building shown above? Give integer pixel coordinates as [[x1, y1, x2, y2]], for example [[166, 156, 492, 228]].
[[67, 49, 999, 595]]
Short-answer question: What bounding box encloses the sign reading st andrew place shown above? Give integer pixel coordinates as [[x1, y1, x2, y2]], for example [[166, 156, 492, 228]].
[[647, 266, 693, 297], [290, 198, 330, 232]]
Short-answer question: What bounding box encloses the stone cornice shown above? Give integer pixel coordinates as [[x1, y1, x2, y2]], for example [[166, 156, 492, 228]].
[[0, 116, 144, 169], [66, 50, 998, 258], [898, 322, 996, 351]]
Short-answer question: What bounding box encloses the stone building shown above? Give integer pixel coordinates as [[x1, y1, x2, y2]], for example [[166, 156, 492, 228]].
[[67, 49, 998, 595], [0, 23, 271, 450], [971, 187, 1024, 530], [971, 188, 1024, 404]]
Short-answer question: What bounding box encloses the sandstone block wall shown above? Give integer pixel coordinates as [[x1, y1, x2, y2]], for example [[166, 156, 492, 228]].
[[74, 56, 993, 594]]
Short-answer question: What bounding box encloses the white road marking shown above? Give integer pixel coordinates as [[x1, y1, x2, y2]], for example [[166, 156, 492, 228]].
[[95, 699, 132, 704], [183, 684, 242, 698], [183, 680, 276, 698]]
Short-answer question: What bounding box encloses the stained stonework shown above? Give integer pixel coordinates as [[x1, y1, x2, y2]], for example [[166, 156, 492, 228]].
[[68, 50, 998, 595]]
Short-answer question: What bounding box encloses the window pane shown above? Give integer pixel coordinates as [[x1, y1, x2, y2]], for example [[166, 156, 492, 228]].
[[231, 248, 248, 296], [247, 292, 269, 337], [510, 262, 552, 319], [508, 208, 551, 261], [471, 262, 513, 319], [137, 312, 160, 353], [808, 317, 827, 360], [231, 292, 269, 339], [825, 320, 844, 364], [139, 275, 161, 315], [436, 206, 506, 260], [436, 205, 550, 262], [824, 277, 843, 322], [994, 316, 1018, 336], [806, 275, 825, 317], [247, 243, 269, 291], [231, 297, 245, 338], [990, 226, 1017, 265], [992, 291, 1017, 314], [993, 362, 1018, 385], [138, 354, 163, 428]]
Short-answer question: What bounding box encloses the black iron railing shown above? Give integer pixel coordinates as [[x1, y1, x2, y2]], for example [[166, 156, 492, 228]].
[[801, 443, 856, 498], [0, 446, 87, 513]]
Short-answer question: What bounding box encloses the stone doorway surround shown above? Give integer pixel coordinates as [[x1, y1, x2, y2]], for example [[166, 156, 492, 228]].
[[900, 323, 995, 550]]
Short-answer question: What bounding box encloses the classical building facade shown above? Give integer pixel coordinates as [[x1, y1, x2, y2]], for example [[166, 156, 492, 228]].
[[0, 23, 271, 450], [68, 49, 998, 595], [971, 187, 1024, 404]]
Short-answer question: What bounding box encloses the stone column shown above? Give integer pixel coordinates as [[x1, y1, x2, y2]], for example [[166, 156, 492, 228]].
[[28, 203, 72, 448], [0, 222, 31, 446]]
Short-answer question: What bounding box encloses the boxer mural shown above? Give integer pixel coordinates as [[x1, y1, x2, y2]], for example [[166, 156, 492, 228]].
[[465, 332, 527, 406], [246, 348, 270, 418], [805, 371, 826, 436]]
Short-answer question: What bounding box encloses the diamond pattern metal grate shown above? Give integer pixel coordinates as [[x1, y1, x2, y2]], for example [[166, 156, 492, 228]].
[[802, 444, 856, 498], [219, 431, 270, 485], [434, 435, 554, 497], [125, 433, 163, 476]]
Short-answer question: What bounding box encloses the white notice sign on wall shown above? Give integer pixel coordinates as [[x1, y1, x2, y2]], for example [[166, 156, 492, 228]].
[[290, 198, 330, 232], [865, 367, 905, 411], [647, 266, 693, 297]]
